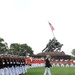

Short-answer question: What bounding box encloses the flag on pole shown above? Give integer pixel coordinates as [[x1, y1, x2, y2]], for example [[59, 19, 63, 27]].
[[48, 21, 55, 31]]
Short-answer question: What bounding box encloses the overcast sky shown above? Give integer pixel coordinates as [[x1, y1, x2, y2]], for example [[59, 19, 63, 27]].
[[0, 0, 75, 55]]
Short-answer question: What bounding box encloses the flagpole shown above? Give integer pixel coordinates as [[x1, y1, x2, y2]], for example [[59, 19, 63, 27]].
[[51, 30, 55, 38]]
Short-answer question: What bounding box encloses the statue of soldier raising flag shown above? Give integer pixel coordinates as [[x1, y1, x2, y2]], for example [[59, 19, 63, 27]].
[[42, 22, 63, 52]]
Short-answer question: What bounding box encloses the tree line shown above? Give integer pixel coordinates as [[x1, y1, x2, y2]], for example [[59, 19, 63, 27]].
[[0, 37, 34, 56]]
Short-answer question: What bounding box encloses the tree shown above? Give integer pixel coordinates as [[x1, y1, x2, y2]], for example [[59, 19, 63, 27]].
[[71, 49, 75, 56], [0, 37, 34, 56], [20, 44, 33, 56], [0, 37, 8, 54], [9, 43, 34, 56], [9, 43, 20, 55]]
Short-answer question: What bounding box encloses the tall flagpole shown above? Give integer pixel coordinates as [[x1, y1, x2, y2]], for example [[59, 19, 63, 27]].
[[51, 30, 55, 38]]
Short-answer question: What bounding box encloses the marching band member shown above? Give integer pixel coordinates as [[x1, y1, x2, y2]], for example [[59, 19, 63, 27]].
[[65, 59, 69, 67], [4, 55, 9, 75], [51, 59, 55, 67], [60, 59, 64, 67], [55, 59, 60, 67], [0, 55, 5, 75], [70, 59, 74, 67]]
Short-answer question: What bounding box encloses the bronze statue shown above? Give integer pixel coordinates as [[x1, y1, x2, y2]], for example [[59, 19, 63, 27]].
[[42, 37, 63, 52]]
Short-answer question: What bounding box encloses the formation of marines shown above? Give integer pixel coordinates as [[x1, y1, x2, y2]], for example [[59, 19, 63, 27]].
[[0, 54, 75, 75], [0, 55, 27, 75], [51, 59, 75, 67]]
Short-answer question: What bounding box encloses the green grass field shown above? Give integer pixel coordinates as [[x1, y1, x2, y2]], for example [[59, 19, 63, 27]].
[[22, 67, 75, 75]]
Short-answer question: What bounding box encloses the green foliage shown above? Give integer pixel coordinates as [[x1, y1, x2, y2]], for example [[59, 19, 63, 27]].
[[0, 37, 8, 54], [20, 44, 33, 56], [70, 56, 75, 59], [9, 43, 34, 56], [22, 67, 75, 75], [10, 43, 20, 51], [0, 37, 34, 56], [71, 49, 75, 56]]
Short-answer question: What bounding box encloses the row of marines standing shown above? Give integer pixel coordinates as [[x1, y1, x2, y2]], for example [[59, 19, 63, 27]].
[[0, 55, 27, 75]]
